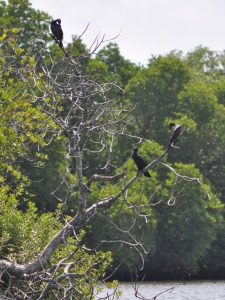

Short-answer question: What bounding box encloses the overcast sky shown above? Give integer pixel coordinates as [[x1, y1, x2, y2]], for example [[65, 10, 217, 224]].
[[30, 0, 225, 65]]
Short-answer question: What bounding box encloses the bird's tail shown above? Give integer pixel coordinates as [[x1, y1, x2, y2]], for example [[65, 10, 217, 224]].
[[144, 171, 151, 178], [59, 40, 63, 49]]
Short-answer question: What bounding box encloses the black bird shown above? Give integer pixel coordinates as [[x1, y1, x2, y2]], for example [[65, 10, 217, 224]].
[[132, 147, 151, 178], [50, 19, 63, 48], [167, 123, 182, 149]]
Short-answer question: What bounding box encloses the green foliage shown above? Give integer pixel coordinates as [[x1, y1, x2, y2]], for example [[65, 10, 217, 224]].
[[97, 43, 139, 88], [125, 53, 190, 141], [151, 163, 223, 276], [185, 46, 222, 78], [45, 232, 115, 299], [0, 0, 52, 56], [178, 81, 217, 124], [26, 137, 69, 212], [84, 141, 223, 277], [0, 30, 60, 260], [121, 49, 225, 277], [0, 197, 61, 262]]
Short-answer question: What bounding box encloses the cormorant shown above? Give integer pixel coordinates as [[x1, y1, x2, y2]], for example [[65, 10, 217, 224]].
[[50, 19, 63, 48], [167, 123, 182, 149], [132, 147, 151, 177]]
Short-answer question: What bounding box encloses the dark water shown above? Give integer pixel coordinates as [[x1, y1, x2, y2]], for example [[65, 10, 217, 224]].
[[96, 280, 225, 299]]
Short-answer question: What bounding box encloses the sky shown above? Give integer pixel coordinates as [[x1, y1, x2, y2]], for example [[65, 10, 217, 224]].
[[30, 0, 225, 65]]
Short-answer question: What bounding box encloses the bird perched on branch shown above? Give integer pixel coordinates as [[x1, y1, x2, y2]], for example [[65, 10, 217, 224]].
[[132, 147, 151, 178], [50, 19, 63, 48], [167, 123, 182, 149]]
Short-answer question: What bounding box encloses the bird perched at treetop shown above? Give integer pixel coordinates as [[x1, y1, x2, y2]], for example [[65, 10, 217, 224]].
[[132, 147, 151, 178], [167, 123, 182, 149], [50, 19, 63, 48]]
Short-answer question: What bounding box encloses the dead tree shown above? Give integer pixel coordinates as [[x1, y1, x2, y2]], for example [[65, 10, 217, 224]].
[[0, 33, 205, 299]]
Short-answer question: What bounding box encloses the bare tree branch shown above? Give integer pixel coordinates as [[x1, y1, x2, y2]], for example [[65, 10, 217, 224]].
[[86, 171, 126, 189]]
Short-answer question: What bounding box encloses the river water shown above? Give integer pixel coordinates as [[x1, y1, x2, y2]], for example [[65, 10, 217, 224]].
[[97, 280, 225, 299]]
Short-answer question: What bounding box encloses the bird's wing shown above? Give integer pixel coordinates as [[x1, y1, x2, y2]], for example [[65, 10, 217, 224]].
[[138, 154, 148, 169]]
